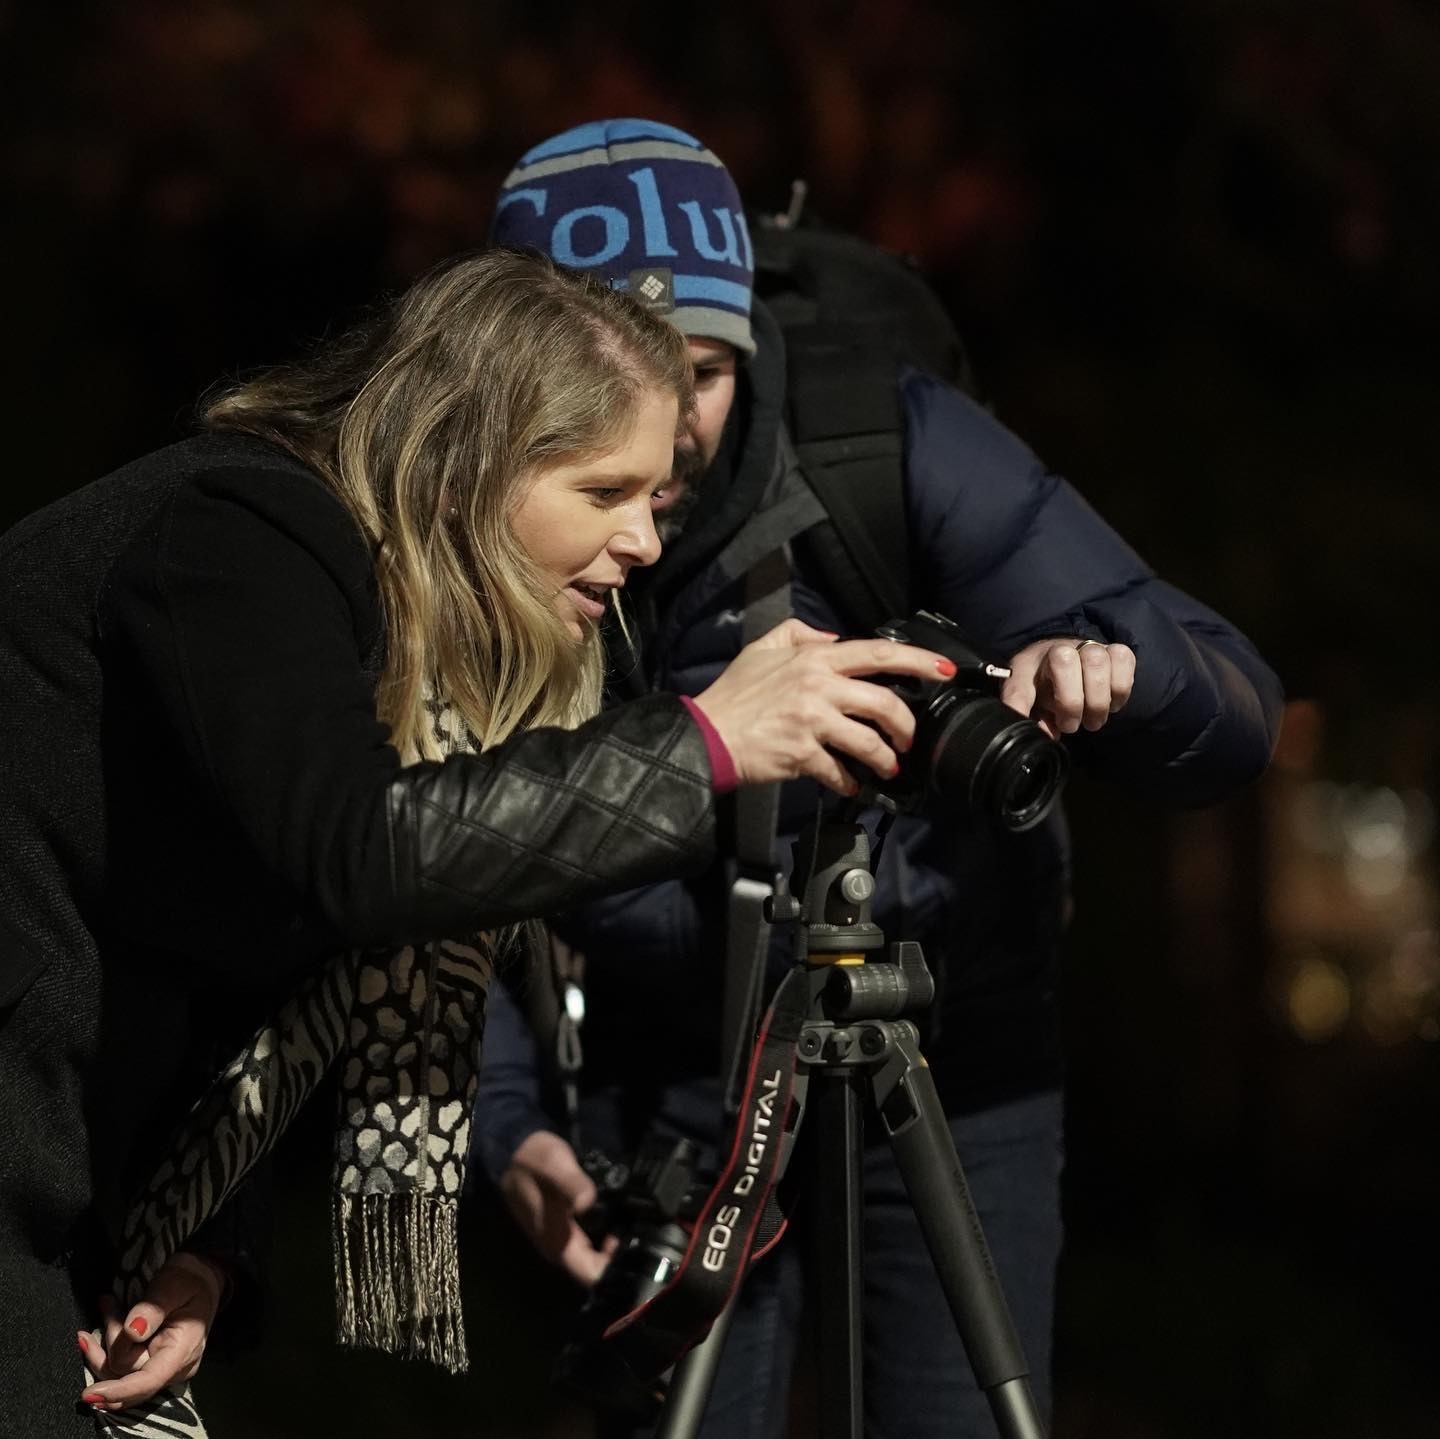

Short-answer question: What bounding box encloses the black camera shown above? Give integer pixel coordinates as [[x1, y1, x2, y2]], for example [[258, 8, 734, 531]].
[[868, 610, 1067, 832], [554, 1134, 704, 1421]]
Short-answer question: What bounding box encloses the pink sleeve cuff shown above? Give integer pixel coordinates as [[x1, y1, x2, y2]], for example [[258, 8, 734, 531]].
[[679, 695, 739, 795]]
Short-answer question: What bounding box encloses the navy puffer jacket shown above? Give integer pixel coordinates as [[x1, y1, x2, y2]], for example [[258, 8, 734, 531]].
[[474, 314, 1283, 1167]]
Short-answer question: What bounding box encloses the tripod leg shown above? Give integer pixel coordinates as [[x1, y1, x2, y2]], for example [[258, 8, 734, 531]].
[[653, 1296, 740, 1439], [814, 1068, 866, 1439], [870, 1032, 1048, 1439]]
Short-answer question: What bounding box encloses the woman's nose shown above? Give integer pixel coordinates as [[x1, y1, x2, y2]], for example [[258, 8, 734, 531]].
[[612, 501, 662, 569]]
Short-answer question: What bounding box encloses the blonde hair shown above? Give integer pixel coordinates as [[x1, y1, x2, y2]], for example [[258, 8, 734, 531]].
[[205, 248, 693, 760]]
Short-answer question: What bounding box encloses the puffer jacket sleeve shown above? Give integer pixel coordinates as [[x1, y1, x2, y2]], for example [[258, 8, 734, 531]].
[[470, 977, 554, 1182], [902, 370, 1284, 806]]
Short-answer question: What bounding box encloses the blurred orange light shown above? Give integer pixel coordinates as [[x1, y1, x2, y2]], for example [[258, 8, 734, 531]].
[[1285, 956, 1351, 1042], [1273, 699, 1325, 774]]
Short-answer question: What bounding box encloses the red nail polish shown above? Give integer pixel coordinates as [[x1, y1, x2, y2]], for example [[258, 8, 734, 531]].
[[129, 1316, 148, 1338], [81, 1393, 104, 1407], [77, 1335, 89, 1355], [935, 659, 957, 677]]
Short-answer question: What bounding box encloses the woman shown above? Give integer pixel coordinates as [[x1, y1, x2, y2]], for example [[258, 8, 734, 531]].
[[0, 249, 947, 1432]]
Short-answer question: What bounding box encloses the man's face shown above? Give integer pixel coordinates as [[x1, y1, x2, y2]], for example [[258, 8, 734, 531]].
[[652, 336, 738, 542]]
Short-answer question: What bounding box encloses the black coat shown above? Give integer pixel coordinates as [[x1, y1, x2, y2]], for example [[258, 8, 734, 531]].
[[0, 432, 716, 1434]]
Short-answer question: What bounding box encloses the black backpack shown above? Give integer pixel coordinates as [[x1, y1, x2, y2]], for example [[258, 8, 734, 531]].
[[750, 217, 978, 636]]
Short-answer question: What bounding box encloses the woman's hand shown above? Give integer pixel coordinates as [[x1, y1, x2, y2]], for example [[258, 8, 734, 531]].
[[77, 1253, 226, 1413], [692, 619, 956, 795]]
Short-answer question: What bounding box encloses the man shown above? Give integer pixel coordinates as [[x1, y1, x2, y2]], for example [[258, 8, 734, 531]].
[[474, 118, 1282, 1437]]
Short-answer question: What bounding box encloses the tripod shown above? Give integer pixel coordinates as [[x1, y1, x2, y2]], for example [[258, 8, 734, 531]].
[[655, 804, 1048, 1439]]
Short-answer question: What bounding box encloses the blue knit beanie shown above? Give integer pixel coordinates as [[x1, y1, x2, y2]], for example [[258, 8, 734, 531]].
[[490, 118, 755, 356]]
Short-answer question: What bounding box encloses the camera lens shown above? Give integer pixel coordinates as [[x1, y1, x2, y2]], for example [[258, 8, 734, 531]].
[[986, 729, 1067, 830], [924, 690, 1067, 831]]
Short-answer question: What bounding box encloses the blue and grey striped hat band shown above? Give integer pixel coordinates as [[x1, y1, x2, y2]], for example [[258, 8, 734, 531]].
[[490, 118, 756, 356]]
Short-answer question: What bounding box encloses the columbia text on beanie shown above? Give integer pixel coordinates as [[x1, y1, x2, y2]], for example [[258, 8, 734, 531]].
[[491, 118, 756, 356]]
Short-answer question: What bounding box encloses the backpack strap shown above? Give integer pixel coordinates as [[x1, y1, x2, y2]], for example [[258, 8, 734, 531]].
[[752, 218, 978, 638], [720, 546, 791, 1116], [784, 344, 910, 637], [791, 428, 908, 637], [765, 314, 916, 638]]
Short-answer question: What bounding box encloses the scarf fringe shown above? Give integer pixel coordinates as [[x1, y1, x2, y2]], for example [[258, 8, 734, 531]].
[[334, 1190, 468, 1374]]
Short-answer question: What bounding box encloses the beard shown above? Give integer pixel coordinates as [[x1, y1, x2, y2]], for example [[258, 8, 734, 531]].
[[655, 439, 709, 544]]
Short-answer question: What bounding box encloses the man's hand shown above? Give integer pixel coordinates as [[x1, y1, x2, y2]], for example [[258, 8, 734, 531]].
[[77, 1252, 225, 1412], [499, 1130, 617, 1287], [1000, 638, 1136, 740]]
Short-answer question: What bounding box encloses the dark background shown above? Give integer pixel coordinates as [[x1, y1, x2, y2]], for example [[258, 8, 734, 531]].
[[6, 2, 1439, 1434]]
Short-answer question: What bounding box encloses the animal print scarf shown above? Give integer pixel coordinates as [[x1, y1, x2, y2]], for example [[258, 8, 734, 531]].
[[84, 700, 493, 1435]]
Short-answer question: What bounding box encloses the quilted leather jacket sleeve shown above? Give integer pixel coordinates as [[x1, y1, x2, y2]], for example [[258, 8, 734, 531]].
[[385, 695, 714, 943]]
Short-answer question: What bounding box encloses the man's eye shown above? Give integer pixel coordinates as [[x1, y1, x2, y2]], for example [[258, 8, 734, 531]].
[[694, 367, 720, 384], [587, 487, 622, 502]]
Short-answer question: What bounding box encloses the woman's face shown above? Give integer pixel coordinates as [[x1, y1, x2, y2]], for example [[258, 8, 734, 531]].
[[511, 388, 676, 641]]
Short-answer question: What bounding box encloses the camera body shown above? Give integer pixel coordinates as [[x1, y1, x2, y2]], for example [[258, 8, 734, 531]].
[[869, 610, 1067, 832], [555, 1135, 704, 1419]]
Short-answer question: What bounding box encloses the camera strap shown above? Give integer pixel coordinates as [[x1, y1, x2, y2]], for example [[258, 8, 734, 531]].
[[599, 964, 812, 1379]]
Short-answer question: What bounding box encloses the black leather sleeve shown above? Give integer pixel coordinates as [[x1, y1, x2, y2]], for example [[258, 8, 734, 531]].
[[384, 693, 715, 943]]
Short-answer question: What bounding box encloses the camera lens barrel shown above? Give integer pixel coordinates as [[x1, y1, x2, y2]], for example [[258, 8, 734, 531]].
[[923, 688, 1067, 832]]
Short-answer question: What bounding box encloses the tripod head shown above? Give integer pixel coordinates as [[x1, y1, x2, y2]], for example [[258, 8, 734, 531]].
[[766, 802, 935, 1022], [766, 801, 883, 954]]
